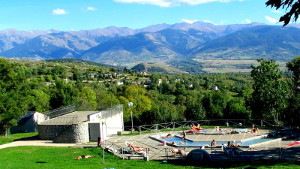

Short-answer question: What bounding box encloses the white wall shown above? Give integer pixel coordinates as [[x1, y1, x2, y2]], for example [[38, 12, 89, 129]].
[[104, 112, 123, 136], [88, 110, 123, 138]]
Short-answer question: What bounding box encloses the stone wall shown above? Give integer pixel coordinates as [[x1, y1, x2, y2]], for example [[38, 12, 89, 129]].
[[72, 123, 89, 143], [38, 122, 89, 143]]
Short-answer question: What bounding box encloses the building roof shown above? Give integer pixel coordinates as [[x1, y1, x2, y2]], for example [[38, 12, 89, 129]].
[[39, 111, 100, 125]]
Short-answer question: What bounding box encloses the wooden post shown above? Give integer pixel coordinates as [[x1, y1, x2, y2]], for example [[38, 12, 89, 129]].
[[139, 126, 141, 135]]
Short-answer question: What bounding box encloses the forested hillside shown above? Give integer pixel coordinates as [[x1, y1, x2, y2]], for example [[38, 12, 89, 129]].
[[0, 57, 299, 135]]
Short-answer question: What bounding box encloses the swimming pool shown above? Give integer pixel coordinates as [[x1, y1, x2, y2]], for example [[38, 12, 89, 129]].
[[241, 135, 282, 147], [150, 135, 281, 148]]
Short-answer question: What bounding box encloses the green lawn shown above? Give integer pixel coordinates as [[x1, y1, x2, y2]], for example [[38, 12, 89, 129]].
[[0, 132, 38, 145], [1, 133, 299, 168], [0, 146, 196, 169], [0, 146, 299, 169]]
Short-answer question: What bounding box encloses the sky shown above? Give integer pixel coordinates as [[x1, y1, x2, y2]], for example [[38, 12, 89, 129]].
[[0, 0, 295, 31]]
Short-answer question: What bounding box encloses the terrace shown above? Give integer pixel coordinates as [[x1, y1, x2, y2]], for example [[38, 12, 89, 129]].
[[103, 127, 300, 162]]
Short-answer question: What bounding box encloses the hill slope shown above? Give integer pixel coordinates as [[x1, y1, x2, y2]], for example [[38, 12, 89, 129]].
[[0, 32, 98, 60], [191, 26, 300, 61]]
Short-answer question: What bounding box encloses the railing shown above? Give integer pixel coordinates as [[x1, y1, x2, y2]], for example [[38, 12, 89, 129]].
[[100, 104, 123, 119], [124, 119, 278, 134], [44, 104, 76, 119]]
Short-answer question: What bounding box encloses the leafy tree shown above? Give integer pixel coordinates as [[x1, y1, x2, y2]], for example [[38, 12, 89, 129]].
[[119, 96, 130, 123], [225, 98, 251, 119], [96, 90, 119, 110], [251, 59, 290, 124], [266, 0, 300, 26], [0, 59, 29, 136], [287, 56, 300, 90], [49, 80, 78, 109], [143, 100, 185, 124], [123, 85, 152, 122], [285, 56, 300, 126], [202, 91, 228, 119], [51, 65, 67, 79], [27, 89, 51, 112], [76, 86, 97, 111], [185, 95, 206, 120]]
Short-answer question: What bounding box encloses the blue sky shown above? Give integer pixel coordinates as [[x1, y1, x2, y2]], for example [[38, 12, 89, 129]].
[[0, 0, 294, 31]]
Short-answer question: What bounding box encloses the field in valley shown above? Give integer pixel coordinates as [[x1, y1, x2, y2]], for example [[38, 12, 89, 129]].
[[195, 59, 287, 73]]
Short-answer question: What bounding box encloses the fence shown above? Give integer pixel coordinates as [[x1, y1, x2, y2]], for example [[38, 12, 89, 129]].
[[101, 104, 123, 119], [44, 104, 76, 119], [124, 119, 278, 134]]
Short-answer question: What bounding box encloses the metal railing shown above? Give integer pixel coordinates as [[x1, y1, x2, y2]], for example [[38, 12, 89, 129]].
[[124, 119, 278, 134], [44, 104, 76, 119], [100, 104, 123, 119]]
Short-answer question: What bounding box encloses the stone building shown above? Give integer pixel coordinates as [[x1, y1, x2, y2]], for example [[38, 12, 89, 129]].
[[38, 104, 123, 143]]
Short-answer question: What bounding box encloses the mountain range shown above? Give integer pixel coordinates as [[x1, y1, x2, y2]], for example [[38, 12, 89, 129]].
[[0, 22, 300, 70]]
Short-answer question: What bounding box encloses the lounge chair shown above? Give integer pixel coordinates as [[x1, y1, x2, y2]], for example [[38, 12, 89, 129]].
[[170, 148, 187, 157], [189, 127, 208, 135], [131, 147, 150, 156]]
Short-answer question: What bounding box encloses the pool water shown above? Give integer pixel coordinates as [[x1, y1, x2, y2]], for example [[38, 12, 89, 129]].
[[241, 137, 276, 146], [160, 136, 277, 147]]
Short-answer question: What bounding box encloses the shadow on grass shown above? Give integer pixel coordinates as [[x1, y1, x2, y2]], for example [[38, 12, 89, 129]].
[[14, 135, 40, 141], [36, 161, 47, 163], [164, 160, 300, 168]]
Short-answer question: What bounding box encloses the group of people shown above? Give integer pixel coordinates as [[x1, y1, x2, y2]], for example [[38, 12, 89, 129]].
[[210, 140, 241, 148]]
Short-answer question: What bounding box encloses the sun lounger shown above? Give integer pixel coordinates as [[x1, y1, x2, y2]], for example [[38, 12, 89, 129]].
[[170, 148, 187, 157], [189, 128, 208, 135], [287, 141, 300, 146]]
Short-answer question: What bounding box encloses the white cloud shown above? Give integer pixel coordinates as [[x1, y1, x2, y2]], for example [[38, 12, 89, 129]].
[[272, 10, 281, 14], [203, 19, 213, 23], [245, 19, 252, 23], [265, 16, 277, 23], [114, 0, 237, 7], [87, 6, 97, 11], [52, 8, 68, 15], [182, 19, 198, 24]]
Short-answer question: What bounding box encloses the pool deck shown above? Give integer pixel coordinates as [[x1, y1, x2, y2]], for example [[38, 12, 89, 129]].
[[105, 128, 300, 161]]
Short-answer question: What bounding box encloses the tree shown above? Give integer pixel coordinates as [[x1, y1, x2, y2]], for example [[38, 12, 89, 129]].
[[96, 90, 119, 110], [49, 80, 78, 109], [287, 56, 300, 90], [185, 95, 206, 120], [266, 0, 300, 26], [0, 59, 29, 136], [284, 56, 300, 126], [123, 85, 152, 123], [27, 89, 51, 112], [251, 59, 290, 124], [76, 87, 97, 111], [202, 91, 228, 119], [225, 98, 251, 119]]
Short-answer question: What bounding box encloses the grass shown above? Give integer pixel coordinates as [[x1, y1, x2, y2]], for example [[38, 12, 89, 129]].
[[0, 132, 299, 168], [0, 146, 299, 169], [0, 146, 195, 169], [0, 132, 38, 145]]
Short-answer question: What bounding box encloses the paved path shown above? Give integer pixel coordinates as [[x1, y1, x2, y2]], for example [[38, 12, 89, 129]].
[[0, 140, 77, 149]]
